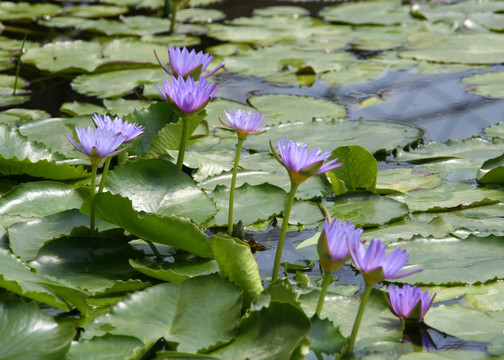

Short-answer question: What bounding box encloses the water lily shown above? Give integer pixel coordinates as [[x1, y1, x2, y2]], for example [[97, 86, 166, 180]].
[[156, 76, 217, 169], [156, 76, 217, 118], [315, 218, 363, 317], [271, 137, 343, 186], [155, 45, 224, 80], [270, 137, 343, 281], [220, 108, 269, 235], [346, 238, 422, 354], [387, 285, 436, 322], [66, 126, 129, 235], [92, 113, 145, 142]]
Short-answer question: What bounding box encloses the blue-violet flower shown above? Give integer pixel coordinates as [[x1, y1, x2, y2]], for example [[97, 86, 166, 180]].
[[156, 76, 217, 118], [387, 284, 436, 322], [92, 114, 145, 142], [270, 137, 343, 185], [219, 108, 270, 140], [66, 126, 129, 165], [348, 238, 421, 286], [318, 218, 363, 273], [155, 45, 224, 80]]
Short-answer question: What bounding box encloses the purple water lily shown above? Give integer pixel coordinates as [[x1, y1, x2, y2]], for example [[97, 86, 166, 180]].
[[318, 218, 363, 273], [271, 137, 343, 185], [219, 108, 270, 139], [66, 126, 129, 165], [348, 238, 422, 285], [155, 45, 224, 80], [387, 285, 436, 322], [156, 76, 217, 118], [92, 114, 145, 142]]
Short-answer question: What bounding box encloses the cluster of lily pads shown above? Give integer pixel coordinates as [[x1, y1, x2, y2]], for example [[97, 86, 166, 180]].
[[2, 0, 504, 359]]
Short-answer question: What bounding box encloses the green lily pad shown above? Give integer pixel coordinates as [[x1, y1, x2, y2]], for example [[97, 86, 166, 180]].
[[483, 122, 504, 137], [477, 153, 504, 184], [30, 235, 150, 295], [0, 2, 61, 21], [83, 274, 242, 353], [206, 183, 285, 227], [129, 257, 218, 283], [89, 192, 213, 258], [462, 71, 504, 99], [248, 94, 345, 124], [245, 120, 423, 156], [60, 101, 106, 117], [177, 8, 225, 23], [72, 67, 167, 99], [320, 0, 412, 26], [105, 158, 217, 224], [400, 34, 504, 65], [103, 98, 153, 117], [328, 192, 409, 228], [376, 168, 442, 194], [0, 108, 50, 125], [0, 301, 75, 360], [391, 234, 504, 285], [65, 335, 145, 360], [61, 4, 128, 18], [253, 6, 309, 17]]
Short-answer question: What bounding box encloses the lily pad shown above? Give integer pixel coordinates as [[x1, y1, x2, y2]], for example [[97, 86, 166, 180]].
[[177, 8, 225, 23], [105, 158, 217, 224], [0, 2, 61, 21], [462, 71, 504, 99], [129, 257, 218, 283], [61, 4, 128, 18], [0, 301, 75, 360]]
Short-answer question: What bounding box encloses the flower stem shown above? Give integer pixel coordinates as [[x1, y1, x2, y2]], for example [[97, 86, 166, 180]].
[[347, 283, 373, 354], [89, 164, 98, 236], [271, 182, 299, 281], [169, 1, 176, 33], [146, 240, 163, 261], [176, 117, 189, 170], [98, 157, 112, 193], [13, 34, 27, 96], [315, 271, 332, 317], [228, 137, 244, 235]]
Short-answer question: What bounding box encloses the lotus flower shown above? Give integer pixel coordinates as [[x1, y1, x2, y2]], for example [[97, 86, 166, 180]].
[[156, 76, 217, 118], [270, 137, 343, 185], [66, 126, 128, 165], [92, 114, 145, 142], [348, 238, 422, 285], [387, 285, 436, 322], [317, 218, 363, 273], [155, 45, 224, 80], [219, 108, 270, 140]]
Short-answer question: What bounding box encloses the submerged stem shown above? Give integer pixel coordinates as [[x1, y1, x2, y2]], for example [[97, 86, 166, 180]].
[[146, 240, 164, 261], [271, 182, 299, 281], [98, 157, 112, 193], [13, 34, 27, 96], [228, 137, 244, 235], [89, 164, 98, 236], [347, 283, 373, 354], [315, 271, 333, 317], [176, 117, 190, 170]]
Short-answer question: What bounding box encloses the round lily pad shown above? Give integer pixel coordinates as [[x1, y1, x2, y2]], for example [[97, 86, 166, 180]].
[[253, 6, 309, 17]]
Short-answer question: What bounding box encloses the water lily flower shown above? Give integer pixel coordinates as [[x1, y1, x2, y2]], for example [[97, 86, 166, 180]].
[[219, 108, 270, 140], [92, 114, 145, 142], [387, 285, 436, 322], [271, 137, 343, 186], [315, 217, 363, 317], [318, 218, 363, 273], [66, 126, 128, 166], [346, 238, 422, 354], [348, 238, 422, 286], [155, 45, 224, 80], [156, 76, 217, 118], [221, 108, 270, 235], [270, 138, 343, 281]]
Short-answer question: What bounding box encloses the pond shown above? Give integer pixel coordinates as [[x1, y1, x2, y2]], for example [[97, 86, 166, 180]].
[[1, 0, 504, 359]]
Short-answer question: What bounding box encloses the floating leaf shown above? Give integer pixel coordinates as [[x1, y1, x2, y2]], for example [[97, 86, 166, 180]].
[[329, 145, 377, 193], [320, 0, 412, 25], [0, 301, 74, 360], [65, 335, 145, 360], [0, 2, 61, 20], [83, 275, 242, 353], [209, 234, 264, 308], [477, 153, 504, 184], [129, 257, 218, 283], [89, 192, 213, 258], [105, 158, 217, 224]]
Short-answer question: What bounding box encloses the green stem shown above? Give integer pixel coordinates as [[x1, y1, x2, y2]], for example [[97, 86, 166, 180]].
[[169, 3, 176, 33], [228, 137, 244, 235], [164, 0, 170, 18], [176, 117, 189, 170], [98, 157, 112, 193], [347, 284, 373, 354], [13, 34, 27, 96], [315, 271, 333, 317], [89, 164, 98, 236], [146, 240, 163, 261], [318, 201, 331, 221], [271, 182, 299, 281]]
